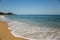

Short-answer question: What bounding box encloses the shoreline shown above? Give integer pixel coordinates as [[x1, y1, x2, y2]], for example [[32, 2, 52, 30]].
[[11, 30, 35, 40], [7, 21, 35, 40], [0, 21, 28, 40], [0, 15, 34, 40], [0, 15, 60, 40]]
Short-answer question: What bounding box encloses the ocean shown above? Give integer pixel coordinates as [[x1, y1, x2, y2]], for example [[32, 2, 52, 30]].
[[0, 15, 60, 40], [7, 15, 60, 28]]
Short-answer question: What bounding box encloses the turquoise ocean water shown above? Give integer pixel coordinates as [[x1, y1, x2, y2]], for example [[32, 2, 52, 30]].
[[7, 15, 60, 28], [2, 15, 60, 40]]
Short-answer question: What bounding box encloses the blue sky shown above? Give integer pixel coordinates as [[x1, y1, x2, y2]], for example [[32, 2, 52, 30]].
[[0, 0, 60, 15]]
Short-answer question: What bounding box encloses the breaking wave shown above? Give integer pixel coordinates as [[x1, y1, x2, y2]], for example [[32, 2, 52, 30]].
[[0, 15, 60, 40]]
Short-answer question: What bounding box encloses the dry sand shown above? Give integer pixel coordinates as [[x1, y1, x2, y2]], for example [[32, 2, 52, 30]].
[[0, 21, 28, 40]]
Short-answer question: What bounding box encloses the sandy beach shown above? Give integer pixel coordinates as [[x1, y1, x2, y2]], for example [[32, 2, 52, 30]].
[[0, 21, 27, 40], [0, 15, 60, 40]]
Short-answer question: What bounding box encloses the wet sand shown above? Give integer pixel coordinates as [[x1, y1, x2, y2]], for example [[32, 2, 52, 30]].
[[0, 21, 28, 40]]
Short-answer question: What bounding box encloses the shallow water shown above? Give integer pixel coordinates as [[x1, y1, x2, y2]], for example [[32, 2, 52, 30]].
[[7, 15, 60, 28], [0, 15, 60, 40]]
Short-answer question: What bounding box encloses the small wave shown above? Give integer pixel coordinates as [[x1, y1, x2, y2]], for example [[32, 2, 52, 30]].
[[7, 21, 60, 40], [0, 16, 60, 40], [0, 15, 11, 22]]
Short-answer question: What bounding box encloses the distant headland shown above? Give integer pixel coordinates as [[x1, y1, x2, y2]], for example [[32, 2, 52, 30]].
[[0, 12, 16, 15]]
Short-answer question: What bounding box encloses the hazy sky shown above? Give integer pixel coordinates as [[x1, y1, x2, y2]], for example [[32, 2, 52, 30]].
[[0, 0, 60, 15]]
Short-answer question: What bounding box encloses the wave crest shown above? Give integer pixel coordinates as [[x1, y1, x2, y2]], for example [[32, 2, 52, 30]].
[[0, 16, 60, 40], [8, 21, 60, 40]]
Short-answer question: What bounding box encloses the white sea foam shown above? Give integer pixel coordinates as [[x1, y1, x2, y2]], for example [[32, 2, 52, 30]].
[[0, 15, 60, 40], [7, 21, 60, 40], [0, 15, 7, 21], [0, 15, 11, 22]]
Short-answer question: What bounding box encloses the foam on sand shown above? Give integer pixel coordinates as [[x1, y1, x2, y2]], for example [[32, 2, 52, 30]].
[[0, 15, 60, 40], [0, 15, 5, 20], [0, 15, 9, 22], [7, 21, 60, 40]]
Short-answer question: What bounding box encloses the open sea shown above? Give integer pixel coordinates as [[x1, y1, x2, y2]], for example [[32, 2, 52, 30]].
[[0, 15, 60, 40]]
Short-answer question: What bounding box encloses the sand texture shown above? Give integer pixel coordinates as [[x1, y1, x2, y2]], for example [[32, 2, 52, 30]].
[[0, 21, 27, 40]]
